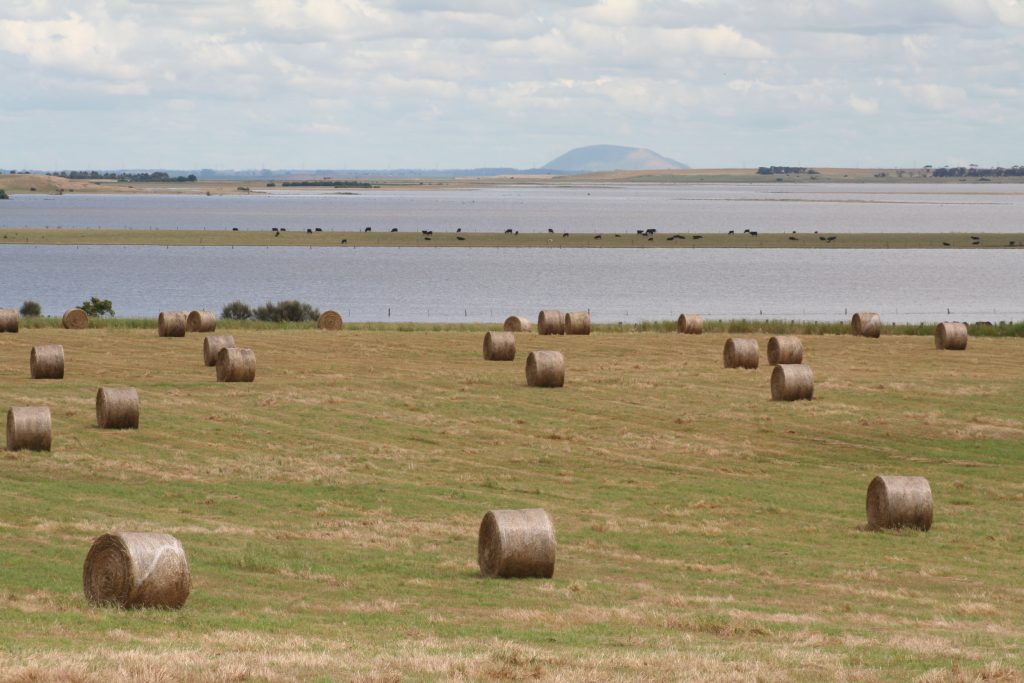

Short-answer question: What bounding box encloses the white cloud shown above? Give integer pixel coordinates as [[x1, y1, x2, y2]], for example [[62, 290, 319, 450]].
[[848, 94, 879, 114]]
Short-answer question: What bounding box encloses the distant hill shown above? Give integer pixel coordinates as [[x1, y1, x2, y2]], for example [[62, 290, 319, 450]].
[[542, 145, 688, 173]]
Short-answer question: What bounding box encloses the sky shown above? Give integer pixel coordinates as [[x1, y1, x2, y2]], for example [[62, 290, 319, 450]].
[[1, 0, 1022, 170]]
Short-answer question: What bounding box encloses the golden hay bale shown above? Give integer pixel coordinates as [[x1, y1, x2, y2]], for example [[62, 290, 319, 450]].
[[503, 316, 532, 332], [866, 475, 933, 531], [852, 311, 881, 338], [478, 509, 555, 578], [771, 364, 814, 401], [318, 310, 343, 331], [723, 338, 759, 369], [30, 344, 65, 380], [526, 350, 565, 387], [537, 310, 564, 335], [0, 308, 19, 333], [186, 310, 217, 333], [96, 387, 140, 429], [157, 311, 187, 337], [203, 334, 236, 367], [564, 311, 592, 335], [483, 331, 516, 361], [83, 532, 191, 609], [62, 308, 89, 329], [6, 406, 51, 451], [935, 322, 968, 350], [676, 314, 703, 335], [216, 347, 256, 382], [767, 335, 804, 365]]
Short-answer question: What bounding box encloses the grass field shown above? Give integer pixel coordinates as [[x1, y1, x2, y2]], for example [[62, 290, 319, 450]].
[[1, 326, 1023, 681]]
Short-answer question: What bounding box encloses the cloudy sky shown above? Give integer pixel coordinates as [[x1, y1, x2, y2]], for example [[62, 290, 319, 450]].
[[1, 0, 1022, 170]]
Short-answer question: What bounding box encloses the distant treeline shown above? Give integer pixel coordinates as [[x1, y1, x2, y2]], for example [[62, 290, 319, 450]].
[[53, 171, 197, 182], [929, 166, 1024, 178], [281, 180, 375, 188], [756, 166, 819, 175]]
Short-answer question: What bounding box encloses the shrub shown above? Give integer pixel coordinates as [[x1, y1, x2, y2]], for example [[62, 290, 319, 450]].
[[222, 300, 254, 320], [253, 300, 320, 322], [0, 189, 9, 200], [80, 296, 114, 317], [19, 300, 41, 316]]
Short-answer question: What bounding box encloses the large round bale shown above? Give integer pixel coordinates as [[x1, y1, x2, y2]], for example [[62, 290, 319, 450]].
[[564, 311, 592, 335], [723, 338, 759, 369], [537, 310, 564, 335], [0, 308, 19, 333], [203, 334, 236, 367], [318, 310, 343, 331], [216, 347, 256, 382], [866, 475, 933, 531], [6, 406, 51, 451], [767, 335, 804, 365], [83, 532, 191, 609], [157, 311, 187, 338], [478, 509, 555, 578], [186, 310, 216, 333], [483, 331, 516, 361], [935, 322, 968, 350], [96, 387, 140, 429], [503, 316, 532, 333], [30, 344, 65, 380], [525, 350, 564, 387], [852, 312, 881, 338], [62, 308, 89, 329], [771, 364, 814, 401], [677, 314, 703, 335]]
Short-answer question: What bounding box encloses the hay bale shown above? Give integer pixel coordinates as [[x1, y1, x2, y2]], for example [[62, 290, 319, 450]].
[[526, 350, 564, 387], [96, 387, 140, 429], [537, 310, 564, 335], [677, 314, 703, 335], [186, 310, 216, 333], [6, 406, 51, 451], [483, 331, 516, 361], [852, 311, 881, 338], [478, 509, 555, 578], [83, 532, 191, 608], [564, 311, 591, 335], [503, 316, 532, 333], [0, 308, 19, 333], [203, 334, 236, 367], [30, 344, 65, 379], [935, 322, 968, 350], [723, 338, 759, 369], [771, 364, 814, 401], [318, 310, 343, 331], [866, 475, 933, 531], [157, 311, 187, 337], [767, 335, 804, 365], [216, 347, 256, 382], [62, 308, 89, 329]]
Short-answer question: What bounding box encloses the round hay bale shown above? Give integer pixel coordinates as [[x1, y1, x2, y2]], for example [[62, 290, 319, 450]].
[[564, 311, 592, 335], [6, 406, 51, 451], [767, 335, 804, 365], [478, 509, 555, 578], [503, 316, 532, 333], [0, 308, 19, 333], [186, 310, 216, 333], [676, 314, 703, 335], [866, 475, 933, 531], [318, 310, 343, 331], [83, 532, 191, 609], [157, 311, 187, 338], [771, 364, 814, 401], [537, 310, 564, 335], [216, 347, 256, 382], [96, 387, 140, 429], [483, 331, 516, 361], [723, 338, 759, 369], [30, 344, 65, 380], [525, 350, 564, 387], [62, 308, 89, 329], [935, 322, 968, 350], [852, 312, 881, 338], [203, 334, 236, 367]]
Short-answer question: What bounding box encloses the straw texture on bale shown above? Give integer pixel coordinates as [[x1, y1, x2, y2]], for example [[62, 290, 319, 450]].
[[203, 334, 236, 367], [866, 475, 933, 531], [216, 347, 256, 382], [30, 344, 65, 379], [186, 310, 216, 333], [157, 311, 187, 337], [83, 532, 191, 609], [478, 509, 556, 578], [767, 335, 804, 365], [723, 338, 759, 369], [564, 311, 592, 335], [852, 312, 881, 338], [503, 316, 532, 332], [318, 310, 344, 331], [771, 364, 814, 401], [526, 350, 565, 387], [96, 387, 140, 429], [0, 308, 19, 333], [935, 322, 968, 350], [537, 310, 564, 335], [483, 331, 516, 361], [676, 314, 704, 335], [62, 308, 89, 329], [6, 406, 52, 451]]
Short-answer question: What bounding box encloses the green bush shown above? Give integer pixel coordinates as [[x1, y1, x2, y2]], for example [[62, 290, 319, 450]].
[[0, 189, 9, 200], [80, 296, 114, 317], [222, 300, 254, 320], [19, 300, 41, 316], [253, 300, 320, 322]]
